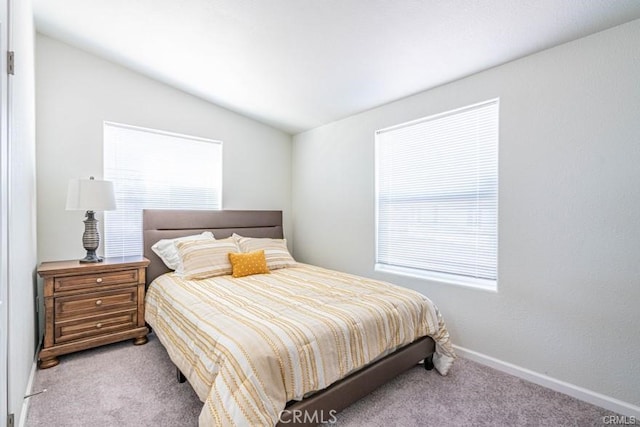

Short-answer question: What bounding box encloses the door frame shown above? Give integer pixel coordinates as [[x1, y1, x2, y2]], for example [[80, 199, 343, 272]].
[[0, 0, 10, 422]]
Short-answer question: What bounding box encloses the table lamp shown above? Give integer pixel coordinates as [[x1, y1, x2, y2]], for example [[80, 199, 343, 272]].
[[66, 176, 116, 263]]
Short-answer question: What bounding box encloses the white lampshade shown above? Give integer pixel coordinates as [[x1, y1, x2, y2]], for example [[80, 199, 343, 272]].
[[66, 177, 116, 211]]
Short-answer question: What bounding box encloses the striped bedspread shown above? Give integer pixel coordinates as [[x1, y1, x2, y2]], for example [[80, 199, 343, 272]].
[[145, 264, 456, 426]]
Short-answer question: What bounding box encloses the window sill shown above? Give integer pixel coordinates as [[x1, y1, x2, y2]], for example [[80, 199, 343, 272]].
[[374, 264, 497, 293]]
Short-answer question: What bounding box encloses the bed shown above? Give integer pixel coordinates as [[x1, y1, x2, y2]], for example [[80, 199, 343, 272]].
[[142, 209, 455, 426]]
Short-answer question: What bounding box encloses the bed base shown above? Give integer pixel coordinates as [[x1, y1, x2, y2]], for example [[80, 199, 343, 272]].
[[278, 336, 435, 426], [177, 368, 186, 383]]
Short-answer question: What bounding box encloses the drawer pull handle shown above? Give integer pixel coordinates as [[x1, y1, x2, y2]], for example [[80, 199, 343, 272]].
[[96, 278, 103, 283], [95, 300, 103, 306], [96, 323, 103, 329]]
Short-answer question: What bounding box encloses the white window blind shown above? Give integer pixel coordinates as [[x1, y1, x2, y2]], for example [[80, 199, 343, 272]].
[[375, 99, 498, 288], [103, 122, 222, 257]]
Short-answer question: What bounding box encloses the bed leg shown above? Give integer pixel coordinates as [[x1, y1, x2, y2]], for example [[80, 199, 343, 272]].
[[176, 368, 186, 383], [424, 354, 434, 371]]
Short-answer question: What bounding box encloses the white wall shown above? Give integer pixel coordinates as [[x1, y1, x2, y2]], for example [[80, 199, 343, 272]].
[[292, 19, 640, 409], [8, 0, 37, 425], [36, 34, 292, 264]]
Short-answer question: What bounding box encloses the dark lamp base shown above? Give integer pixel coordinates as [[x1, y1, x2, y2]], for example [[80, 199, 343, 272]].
[[80, 211, 103, 263], [79, 251, 103, 263]]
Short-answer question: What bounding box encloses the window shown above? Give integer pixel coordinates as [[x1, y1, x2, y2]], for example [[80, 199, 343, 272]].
[[375, 99, 498, 290], [103, 122, 222, 257]]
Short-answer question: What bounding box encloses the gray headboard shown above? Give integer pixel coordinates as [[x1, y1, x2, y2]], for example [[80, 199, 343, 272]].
[[143, 209, 284, 285]]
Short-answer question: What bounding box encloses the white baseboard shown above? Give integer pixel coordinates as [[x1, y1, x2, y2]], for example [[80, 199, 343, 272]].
[[19, 339, 42, 427], [18, 356, 37, 427], [453, 345, 640, 419]]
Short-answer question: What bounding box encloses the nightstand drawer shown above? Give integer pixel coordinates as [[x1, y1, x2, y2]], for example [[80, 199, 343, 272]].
[[55, 310, 137, 343], [54, 269, 138, 293], [55, 288, 137, 320]]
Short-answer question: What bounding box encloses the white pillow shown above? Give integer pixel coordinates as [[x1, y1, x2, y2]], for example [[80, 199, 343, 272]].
[[151, 232, 215, 271], [233, 234, 297, 270], [176, 237, 239, 279]]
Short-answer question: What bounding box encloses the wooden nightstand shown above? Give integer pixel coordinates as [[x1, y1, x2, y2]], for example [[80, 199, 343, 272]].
[[37, 256, 150, 369]]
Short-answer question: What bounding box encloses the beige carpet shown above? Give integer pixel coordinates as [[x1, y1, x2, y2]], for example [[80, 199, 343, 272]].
[[25, 334, 617, 426]]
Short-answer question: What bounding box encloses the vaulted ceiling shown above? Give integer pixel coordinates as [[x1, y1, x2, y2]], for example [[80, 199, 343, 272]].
[[33, 0, 640, 134]]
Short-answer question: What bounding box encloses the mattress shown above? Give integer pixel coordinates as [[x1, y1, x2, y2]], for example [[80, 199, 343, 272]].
[[145, 263, 455, 426]]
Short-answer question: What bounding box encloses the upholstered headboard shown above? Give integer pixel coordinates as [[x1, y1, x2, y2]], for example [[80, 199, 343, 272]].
[[142, 209, 284, 285]]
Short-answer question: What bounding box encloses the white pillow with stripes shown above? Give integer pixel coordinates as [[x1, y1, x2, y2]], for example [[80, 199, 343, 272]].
[[151, 231, 215, 271], [175, 237, 239, 279], [233, 234, 297, 270]]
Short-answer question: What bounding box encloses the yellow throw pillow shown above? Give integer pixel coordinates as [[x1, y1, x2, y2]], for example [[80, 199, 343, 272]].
[[228, 250, 270, 278]]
